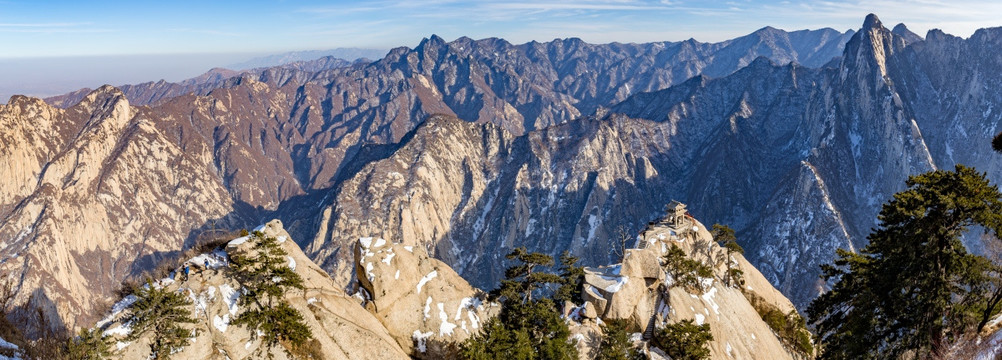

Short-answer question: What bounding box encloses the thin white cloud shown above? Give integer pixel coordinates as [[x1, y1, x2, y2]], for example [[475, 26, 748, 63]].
[[167, 28, 243, 37], [0, 22, 89, 27], [0, 22, 114, 34], [488, 2, 669, 11], [0, 28, 114, 34]]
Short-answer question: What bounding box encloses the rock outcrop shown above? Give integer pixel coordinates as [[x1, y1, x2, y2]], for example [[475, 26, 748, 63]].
[[96, 220, 409, 360], [353, 236, 497, 355], [579, 215, 798, 359]]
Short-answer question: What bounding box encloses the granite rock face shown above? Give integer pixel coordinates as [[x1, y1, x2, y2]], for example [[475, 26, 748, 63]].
[[0, 87, 235, 329], [578, 215, 800, 359], [353, 235, 497, 355]]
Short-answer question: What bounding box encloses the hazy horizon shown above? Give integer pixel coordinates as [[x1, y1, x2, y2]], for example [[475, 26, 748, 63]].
[[0, 49, 388, 103]]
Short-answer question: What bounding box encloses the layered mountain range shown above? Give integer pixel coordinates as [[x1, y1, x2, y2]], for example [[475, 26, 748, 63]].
[[1, 14, 999, 334]]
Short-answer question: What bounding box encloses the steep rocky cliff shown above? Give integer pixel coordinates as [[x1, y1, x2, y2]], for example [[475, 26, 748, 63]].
[[308, 113, 682, 290], [0, 87, 235, 330], [353, 236, 498, 355], [577, 215, 803, 359]]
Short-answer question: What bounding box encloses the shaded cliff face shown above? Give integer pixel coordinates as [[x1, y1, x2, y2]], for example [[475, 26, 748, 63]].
[[309, 114, 683, 288]]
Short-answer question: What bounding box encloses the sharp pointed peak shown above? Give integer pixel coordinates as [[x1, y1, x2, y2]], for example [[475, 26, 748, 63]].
[[754, 26, 782, 34], [863, 14, 883, 30], [418, 34, 447, 48], [891, 23, 923, 43]]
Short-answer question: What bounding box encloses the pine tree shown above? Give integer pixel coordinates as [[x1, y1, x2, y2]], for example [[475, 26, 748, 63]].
[[66, 327, 111, 360], [229, 231, 313, 358], [663, 244, 713, 293], [651, 319, 713, 360], [808, 164, 1002, 359], [461, 316, 535, 359], [712, 224, 744, 287], [553, 251, 585, 306], [489, 247, 563, 303], [595, 319, 643, 360], [125, 281, 197, 360], [464, 248, 577, 359]]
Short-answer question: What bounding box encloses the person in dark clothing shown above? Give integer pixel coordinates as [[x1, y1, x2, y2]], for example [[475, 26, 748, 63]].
[[183, 265, 190, 281]]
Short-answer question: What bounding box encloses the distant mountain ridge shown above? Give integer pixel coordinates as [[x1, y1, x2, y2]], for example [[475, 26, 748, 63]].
[[44, 27, 854, 114], [226, 48, 389, 70], [43, 56, 363, 108]]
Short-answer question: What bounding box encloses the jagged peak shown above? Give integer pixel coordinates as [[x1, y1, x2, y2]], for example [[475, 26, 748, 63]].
[[891, 23, 923, 44], [862, 13, 883, 31], [838, 13, 898, 79], [748, 55, 776, 68], [682, 37, 702, 45], [76, 85, 128, 110], [90, 84, 125, 97], [970, 26, 1002, 42], [452, 35, 475, 45], [557, 36, 585, 44], [925, 28, 950, 40], [752, 26, 783, 36], [418, 34, 447, 48], [6, 94, 47, 108]]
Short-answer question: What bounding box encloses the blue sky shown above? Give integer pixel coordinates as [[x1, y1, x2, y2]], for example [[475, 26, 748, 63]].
[[3, 0, 1001, 58], [1, 0, 1001, 100]]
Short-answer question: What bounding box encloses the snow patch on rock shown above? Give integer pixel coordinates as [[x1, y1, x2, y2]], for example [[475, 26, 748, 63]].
[[213, 315, 230, 332], [417, 270, 438, 294], [412, 330, 433, 353], [218, 284, 240, 315], [438, 303, 457, 336]]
